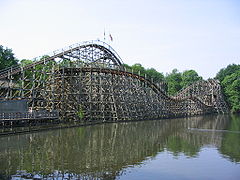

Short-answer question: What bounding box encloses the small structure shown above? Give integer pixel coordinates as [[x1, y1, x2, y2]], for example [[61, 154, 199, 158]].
[[0, 99, 28, 113]]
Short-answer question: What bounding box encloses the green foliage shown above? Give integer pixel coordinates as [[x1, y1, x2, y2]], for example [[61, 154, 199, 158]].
[[59, 59, 72, 67], [20, 59, 33, 66], [123, 64, 202, 95], [18, 59, 34, 88], [77, 105, 84, 120], [0, 45, 18, 70], [181, 70, 202, 88], [145, 68, 164, 82], [131, 63, 146, 76], [222, 70, 240, 113], [216, 64, 240, 82], [216, 64, 240, 113], [123, 63, 164, 82], [165, 69, 183, 95], [123, 63, 132, 72], [19, 58, 56, 89], [165, 69, 203, 95]]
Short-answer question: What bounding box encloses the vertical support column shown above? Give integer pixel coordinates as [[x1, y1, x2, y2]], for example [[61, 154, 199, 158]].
[[7, 67, 13, 99], [51, 63, 55, 111], [20, 65, 25, 98], [42, 58, 47, 110], [61, 67, 65, 119], [31, 65, 36, 110], [89, 68, 93, 122], [111, 70, 118, 121], [99, 67, 105, 122]]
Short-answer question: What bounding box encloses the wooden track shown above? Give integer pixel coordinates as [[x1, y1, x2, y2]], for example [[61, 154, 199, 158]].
[[0, 40, 228, 123]]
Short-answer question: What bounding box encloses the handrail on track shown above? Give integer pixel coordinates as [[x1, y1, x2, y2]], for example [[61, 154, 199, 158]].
[[0, 40, 123, 80]]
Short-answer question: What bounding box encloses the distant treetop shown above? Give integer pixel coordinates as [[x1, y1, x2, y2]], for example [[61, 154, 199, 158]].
[[0, 45, 18, 70]]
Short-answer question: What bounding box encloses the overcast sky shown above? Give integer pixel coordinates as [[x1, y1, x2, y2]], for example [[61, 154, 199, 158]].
[[1, 0, 239, 79]]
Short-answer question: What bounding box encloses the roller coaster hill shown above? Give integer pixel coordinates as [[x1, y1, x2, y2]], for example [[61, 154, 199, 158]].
[[0, 40, 229, 125]]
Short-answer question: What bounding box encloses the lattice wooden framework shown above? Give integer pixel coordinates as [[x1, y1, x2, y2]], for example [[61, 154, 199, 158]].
[[0, 40, 229, 123]]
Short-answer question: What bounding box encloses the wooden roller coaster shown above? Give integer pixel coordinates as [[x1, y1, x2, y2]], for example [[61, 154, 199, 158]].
[[0, 40, 229, 124]]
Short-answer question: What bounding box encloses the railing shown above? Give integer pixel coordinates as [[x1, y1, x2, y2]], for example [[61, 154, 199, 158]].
[[0, 40, 123, 79], [0, 110, 59, 121]]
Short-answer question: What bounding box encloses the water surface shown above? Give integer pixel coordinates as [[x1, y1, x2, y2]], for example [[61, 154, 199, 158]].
[[0, 114, 240, 179]]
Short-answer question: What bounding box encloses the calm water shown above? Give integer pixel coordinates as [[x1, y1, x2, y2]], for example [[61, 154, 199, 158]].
[[0, 114, 240, 180]]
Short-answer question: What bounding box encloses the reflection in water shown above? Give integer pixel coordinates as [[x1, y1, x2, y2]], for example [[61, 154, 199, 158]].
[[0, 114, 240, 179], [220, 115, 240, 162]]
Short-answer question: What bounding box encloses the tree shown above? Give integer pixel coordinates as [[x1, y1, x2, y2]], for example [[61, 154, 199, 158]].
[[222, 70, 240, 113], [165, 69, 182, 95], [131, 63, 145, 76], [123, 63, 132, 72], [145, 68, 164, 82], [0, 45, 18, 70], [215, 64, 240, 113], [20, 59, 33, 66], [215, 64, 240, 82], [181, 70, 202, 88], [123, 63, 165, 83]]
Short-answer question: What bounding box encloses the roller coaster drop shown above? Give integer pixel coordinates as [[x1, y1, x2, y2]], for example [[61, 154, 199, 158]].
[[0, 40, 228, 123]]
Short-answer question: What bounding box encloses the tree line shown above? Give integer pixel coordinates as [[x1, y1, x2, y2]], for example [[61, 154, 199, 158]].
[[123, 63, 203, 95], [0, 45, 239, 113]]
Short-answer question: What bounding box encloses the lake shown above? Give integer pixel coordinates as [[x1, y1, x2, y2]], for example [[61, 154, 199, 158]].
[[0, 114, 240, 179]]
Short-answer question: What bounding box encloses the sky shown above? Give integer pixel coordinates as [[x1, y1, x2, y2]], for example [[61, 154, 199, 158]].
[[0, 0, 240, 79]]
